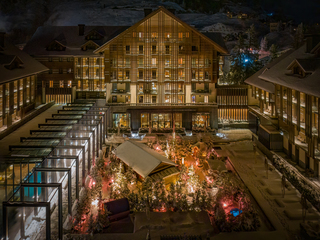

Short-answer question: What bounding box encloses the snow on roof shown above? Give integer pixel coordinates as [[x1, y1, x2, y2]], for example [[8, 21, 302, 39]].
[[245, 50, 294, 93], [94, 7, 229, 55], [202, 32, 228, 55], [115, 140, 176, 178], [23, 25, 130, 56], [259, 43, 320, 98], [0, 40, 48, 84]]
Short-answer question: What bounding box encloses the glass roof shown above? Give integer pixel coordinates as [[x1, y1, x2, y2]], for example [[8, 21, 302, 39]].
[[53, 115, 83, 119], [10, 148, 52, 157], [46, 120, 78, 124], [58, 111, 87, 114]]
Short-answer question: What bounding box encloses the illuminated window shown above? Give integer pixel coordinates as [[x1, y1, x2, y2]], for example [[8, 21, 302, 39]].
[[165, 33, 171, 38], [152, 58, 157, 65], [133, 32, 137, 37], [186, 32, 190, 38], [152, 82, 157, 90], [113, 113, 131, 128], [59, 80, 64, 88], [165, 70, 170, 78], [125, 71, 130, 79], [178, 32, 183, 39], [67, 80, 72, 88], [151, 32, 158, 39], [139, 32, 143, 39], [78, 80, 81, 88], [49, 81, 53, 88]]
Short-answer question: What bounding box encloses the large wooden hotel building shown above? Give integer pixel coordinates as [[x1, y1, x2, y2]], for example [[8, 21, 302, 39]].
[[24, 7, 229, 131]]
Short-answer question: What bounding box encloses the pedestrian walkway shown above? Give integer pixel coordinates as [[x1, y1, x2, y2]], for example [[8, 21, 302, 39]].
[[217, 141, 320, 239], [0, 104, 63, 157]]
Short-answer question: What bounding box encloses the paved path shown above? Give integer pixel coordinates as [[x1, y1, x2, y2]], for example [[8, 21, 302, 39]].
[[217, 141, 320, 239], [0, 104, 63, 157]]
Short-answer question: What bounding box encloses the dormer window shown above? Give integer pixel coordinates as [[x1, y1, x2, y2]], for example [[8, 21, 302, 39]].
[[85, 30, 103, 40], [286, 59, 314, 78], [46, 40, 66, 51], [81, 40, 99, 51], [2, 55, 24, 70]]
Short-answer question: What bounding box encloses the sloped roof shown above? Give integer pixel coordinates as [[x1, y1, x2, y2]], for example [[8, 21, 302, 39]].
[[259, 44, 320, 98], [202, 32, 228, 55], [24, 25, 130, 56], [149, 166, 179, 181], [0, 40, 48, 84], [245, 50, 294, 93], [94, 6, 228, 55], [295, 59, 316, 72], [114, 140, 176, 178]]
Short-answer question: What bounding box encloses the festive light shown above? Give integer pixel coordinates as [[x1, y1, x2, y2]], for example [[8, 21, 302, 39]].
[[223, 203, 228, 208], [182, 157, 184, 165], [92, 199, 98, 207]]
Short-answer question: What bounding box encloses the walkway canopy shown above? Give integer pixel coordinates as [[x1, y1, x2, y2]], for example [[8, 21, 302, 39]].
[[114, 140, 177, 178]]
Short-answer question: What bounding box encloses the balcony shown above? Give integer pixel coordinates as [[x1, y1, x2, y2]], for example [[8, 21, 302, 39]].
[[111, 89, 129, 94], [191, 89, 210, 94], [143, 89, 158, 94]]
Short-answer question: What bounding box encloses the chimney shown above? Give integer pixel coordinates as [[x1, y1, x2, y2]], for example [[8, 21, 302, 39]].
[[168, 8, 176, 15], [78, 24, 85, 36], [0, 32, 5, 48], [144, 9, 152, 17]]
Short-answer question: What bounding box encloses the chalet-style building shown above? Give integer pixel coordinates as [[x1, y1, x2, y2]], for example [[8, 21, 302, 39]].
[[24, 7, 229, 131], [0, 33, 48, 130], [245, 36, 320, 177]]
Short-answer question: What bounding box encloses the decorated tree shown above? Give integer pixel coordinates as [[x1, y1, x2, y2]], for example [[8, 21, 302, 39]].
[[187, 165, 200, 194]]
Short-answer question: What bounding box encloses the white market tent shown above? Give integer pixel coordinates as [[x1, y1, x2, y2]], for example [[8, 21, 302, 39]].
[[114, 140, 177, 178]]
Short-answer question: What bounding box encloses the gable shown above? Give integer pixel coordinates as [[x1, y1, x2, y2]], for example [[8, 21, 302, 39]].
[[46, 40, 66, 51], [85, 30, 104, 40], [94, 7, 228, 54], [81, 40, 100, 51], [3, 56, 24, 70]]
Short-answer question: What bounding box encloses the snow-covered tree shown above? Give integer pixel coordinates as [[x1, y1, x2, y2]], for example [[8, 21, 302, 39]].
[[260, 36, 268, 51], [269, 44, 278, 60]]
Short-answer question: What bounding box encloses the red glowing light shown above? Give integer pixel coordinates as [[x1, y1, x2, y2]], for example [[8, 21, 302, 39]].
[[223, 203, 227, 207]]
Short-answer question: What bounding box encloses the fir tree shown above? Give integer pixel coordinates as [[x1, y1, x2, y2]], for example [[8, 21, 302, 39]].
[[247, 24, 258, 50], [269, 44, 278, 60], [187, 165, 200, 194]]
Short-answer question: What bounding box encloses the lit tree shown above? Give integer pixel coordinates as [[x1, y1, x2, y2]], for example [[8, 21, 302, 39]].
[[187, 165, 200, 194], [111, 163, 128, 199]]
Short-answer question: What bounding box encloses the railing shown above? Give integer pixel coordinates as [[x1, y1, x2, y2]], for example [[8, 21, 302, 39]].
[[106, 102, 217, 107], [111, 89, 129, 94], [191, 89, 210, 94]]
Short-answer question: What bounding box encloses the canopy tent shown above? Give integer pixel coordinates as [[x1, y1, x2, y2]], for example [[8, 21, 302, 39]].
[[114, 140, 177, 178]]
